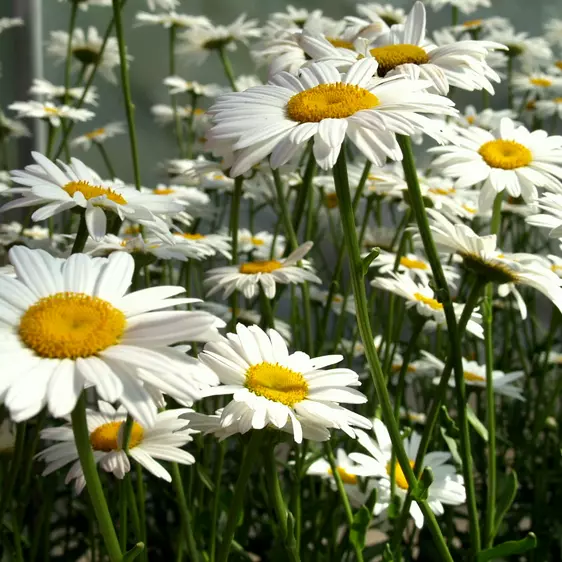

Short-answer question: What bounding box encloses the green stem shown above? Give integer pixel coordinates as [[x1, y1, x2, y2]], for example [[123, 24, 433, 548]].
[[292, 148, 317, 235], [397, 134, 481, 554], [97, 143, 117, 178], [170, 463, 200, 562], [46, 123, 57, 158], [217, 431, 264, 562], [217, 45, 238, 91], [209, 442, 226, 562], [71, 212, 90, 254], [71, 394, 123, 562], [119, 479, 128, 550], [135, 464, 147, 562], [111, 0, 141, 190], [229, 177, 244, 327], [0, 422, 26, 525], [332, 147, 453, 562]]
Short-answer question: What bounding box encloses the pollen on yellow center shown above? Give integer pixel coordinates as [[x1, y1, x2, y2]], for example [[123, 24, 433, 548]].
[[464, 371, 485, 382], [530, 77, 552, 87], [180, 233, 206, 240], [154, 187, 176, 195], [328, 466, 358, 485], [239, 260, 283, 274], [556, 61, 562, 71], [244, 361, 308, 406], [63, 180, 127, 205], [286, 83, 380, 123], [551, 264, 562, 272], [85, 127, 106, 140], [462, 19, 483, 28], [327, 37, 355, 49], [400, 256, 428, 270], [414, 292, 443, 310], [478, 139, 533, 170], [429, 187, 456, 196], [392, 363, 417, 373], [386, 459, 416, 490], [554, 97, 562, 104], [250, 237, 265, 246], [89, 420, 144, 452], [19, 292, 126, 359], [369, 44, 429, 76], [44, 106, 60, 115]]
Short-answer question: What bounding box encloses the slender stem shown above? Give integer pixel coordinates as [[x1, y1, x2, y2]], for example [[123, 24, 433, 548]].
[[209, 442, 226, 562], [397, 134, 481, 554], [229, 177, 244, 327], [272, 168, 298, 249], [217, 45, 238, 91], [292, 148, 317, 235], [332, 148, 453, 561], [135, 464, 147, 562], [0, 423, 26, 525], [71, 212, 89, 254], [71, 394, 123, 562], [125, 477, 142, 556], [170, 463, 200, 562], [119, 479, 128, 551], [96, 143, 117, 179], [46, 123, 57, 158], [112, 0, 141, 190], [217, 431, 264, 562]]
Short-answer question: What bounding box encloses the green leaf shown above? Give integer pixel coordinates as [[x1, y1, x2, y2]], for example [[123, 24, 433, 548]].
[[196, 464, 215, 492], [467, 404, 488, 442], [362, 247, 380, 274], [412, 467, 433, 502], [382, 543, 396, 561], [439, 406, 460, 438], [477, 533, 537, 562], [440, 426, 462, 466], [365, 486, 378, 515], [121, 542, 144, 562], [349, 505, 371, 551], [492, 470, 519, 539]]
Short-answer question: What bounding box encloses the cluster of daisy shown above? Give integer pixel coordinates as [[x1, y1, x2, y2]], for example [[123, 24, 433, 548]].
[[1, 0, 562, 560]]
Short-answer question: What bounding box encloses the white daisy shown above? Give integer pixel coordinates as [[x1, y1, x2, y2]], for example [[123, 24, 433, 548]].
[[57, 0, 111, 10], [0, 247, 224, 425], [430, 118, 562, 208], [545, 20, 562, 48], [47, 27, 126, 84], [0, 112, 29, 140], [2, 152, 183, 242], [356, 3, 406, 27], [197, 323, 372, 443], [171, 231, 232, 260], [534, 97, 562, 120], [29, 78, 99, 106], [527, 192, 562, 238], [37, 401, 196, 494], [487, 29, 552, 70], [236, 228, 285, 259], [71, 122, 125, 151], [370, 273, 484, 338], [0, 18, 24, 34], [163, 76, 224, 97], [206, 57, 456, 176], [422, 352, 524, 400], [422, 0, 490, 14], [8, 101, 94, 128], [349, 420, 465, 529], [176, 15, 261, 66], [307, 448, 367, 507], [512, 72, 562, 96], [451, 105, 516, 131], [204, 242, 320, 299], [135, 12, 210, 29], [146, 0, 179, 11]]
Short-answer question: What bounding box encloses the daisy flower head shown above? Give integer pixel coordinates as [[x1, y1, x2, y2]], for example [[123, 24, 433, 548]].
[[57, 0, 111, 10], [430, 117, 562, 209], [176, 15, 261, 66], [3, 152, 183, 242], [534, 97, 562, 121], [37, 401, 196, 494], [423, 352, 524, 400], [370, 272, 484, 338], [452, 105, 516, 131], [163, 76, 224, 97], [71, 122, 125, 151], [349, 420, 465, 529], [545, 20, 562, 48], [422, 0, 491, 14], [527, 192, 562, 239], [198, 323, 372, 443], [0, 246, 225, 425], [512, 72, 562, 96], [8, 101, 94, 128], [47, 27, 125, 84], [135, 12, 211, 29], [0, 112, 29, 140], [206, 57, 456, 176], [356, 3, 406, 27], [236, 228, 285, 259], [204, 242, 320, 300], [171, 231, 232, 260], [0, 18, 24, 35], [487, 28, 552, 70], [146, 0, 179, 11], [29, 78, 99, 106]]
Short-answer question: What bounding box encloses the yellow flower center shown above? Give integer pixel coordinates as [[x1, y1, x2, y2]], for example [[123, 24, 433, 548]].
[[386, 459, 416, 490], [369, 44, 430, 77], [413, 292, 442, 310], [551, 264, 562, 272], [286, 83, 380, 123], [429, 187, 456, 196], [239, 260, 283, 274], [123, 225, 141, 235], [44, 106, 60, 115], [466, 115, 476, 124], [250, 237, 265, 246], [19, 292, 126, 359], [554, 97, 562, 104], [327, 37, 355, 49], [180, 233, 206, 240], [530, 77, 552, 87], [462, 19, 483, 28], [244, 362, 308, 406], [478, 140, 533, 170], [324, 192, 339, 209], [332, 295, 343, 303], [464, 371, 485, 382], [392, 363, 417, 373], [463, 204, 477, 214], [84, 127, 106, 140], [526, 100, 536, 110], [400, 257, 428, 271], [63, 180, 127, 205], [89, 420, 144, 452], [556, 61, 562, 71], [328, 466, 358, 485], [154, 187, 176, 195]]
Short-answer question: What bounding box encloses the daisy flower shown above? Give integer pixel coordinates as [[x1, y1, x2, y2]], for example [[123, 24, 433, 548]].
[[299, 2, 504, 96], [8, 101, 94, 128], [176, 15, 261, 66], [268, 6, 325, 30], [47, 27, 125, 84], [146, 0, 179, 10], [430, 118, 562, 208], [197, 323, 372, 443], [0, 18, 24, 34], [422, 352, 524, 400], [135, 12, 210, 29], [422, 0, 491, 13], [527, 192, 562, 238], [37, 401, 196, 494], [0, 247, 224, 425], [356, 3, 406, 27], [545, 20, 562, 48], [206, 57, 456, 176], [451, 105, 515, 130], [0, 112, 29, 140], [2, 152, 183, 242], [163, 76, 224, 97], [204, 242, 320, 299], [535, 97, 562, 120], [71, 122, 125, 151], [512, 72, 562, 96], [349, 420, 465, 529], [370, 273, 484, 338], [29, 78, 99, 106], [171, 231, 232, 260], [307, 448, 367, 507], [426, 209, 562, 315], [57, 0, 111, 9], [488, 29, 552, 70], [236, 228, 285, 259]]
